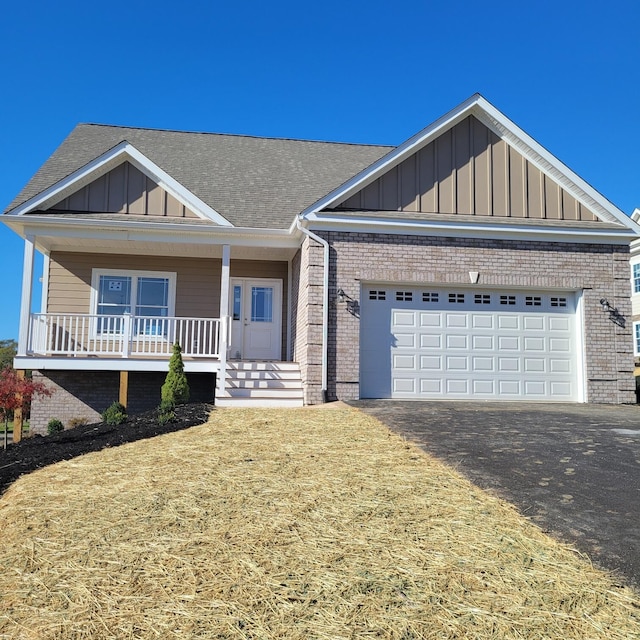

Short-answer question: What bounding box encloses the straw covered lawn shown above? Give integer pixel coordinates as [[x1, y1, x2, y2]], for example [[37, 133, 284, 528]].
[[0, 407, 639, 639]]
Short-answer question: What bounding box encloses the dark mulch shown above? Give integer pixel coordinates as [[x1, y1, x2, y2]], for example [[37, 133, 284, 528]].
[[0, 402, 213, 497]]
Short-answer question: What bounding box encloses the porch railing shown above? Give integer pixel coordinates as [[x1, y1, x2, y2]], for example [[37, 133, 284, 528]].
[[28, 313, 221, 358]]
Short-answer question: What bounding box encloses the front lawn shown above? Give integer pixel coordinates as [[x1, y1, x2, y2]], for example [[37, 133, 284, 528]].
[[0, 407, 638, 639]]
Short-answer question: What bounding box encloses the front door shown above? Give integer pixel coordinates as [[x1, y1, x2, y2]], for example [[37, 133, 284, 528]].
[[229, 278, 282, 360]]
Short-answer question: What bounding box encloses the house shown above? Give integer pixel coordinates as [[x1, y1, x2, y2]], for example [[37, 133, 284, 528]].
[[629, 208, 640, 394], [4, 94, 639, 434]]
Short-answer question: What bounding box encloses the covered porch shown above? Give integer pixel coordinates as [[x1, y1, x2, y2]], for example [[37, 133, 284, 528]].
[[8, 216, 303, 419]]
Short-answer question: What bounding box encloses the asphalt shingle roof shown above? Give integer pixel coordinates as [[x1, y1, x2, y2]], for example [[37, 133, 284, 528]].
[[5, 124, 392, 229]]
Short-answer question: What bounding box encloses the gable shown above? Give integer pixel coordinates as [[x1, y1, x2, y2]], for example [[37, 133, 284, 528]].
[[334, 116, 599, 222], [48, 161, 200, 219]]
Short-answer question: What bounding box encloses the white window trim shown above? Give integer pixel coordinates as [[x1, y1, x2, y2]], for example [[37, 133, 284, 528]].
[[631, 257, 640, 295], [634, 321, 640, 357], [90, 268, 177, 337]]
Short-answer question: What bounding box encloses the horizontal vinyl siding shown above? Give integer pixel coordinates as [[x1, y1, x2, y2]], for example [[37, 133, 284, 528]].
[[46, 253, 289, 354], [338, 116, 599, 222]]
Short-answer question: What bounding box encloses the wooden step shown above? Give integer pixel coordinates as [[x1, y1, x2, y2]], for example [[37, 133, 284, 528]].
[[216, 360, 304, 408]]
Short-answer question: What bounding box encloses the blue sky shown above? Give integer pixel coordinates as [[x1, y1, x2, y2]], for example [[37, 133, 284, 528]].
[[1, 0, 639, 340]]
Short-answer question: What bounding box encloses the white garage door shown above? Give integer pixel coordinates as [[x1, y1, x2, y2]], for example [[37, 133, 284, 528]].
[[360, 285, 581, 401]]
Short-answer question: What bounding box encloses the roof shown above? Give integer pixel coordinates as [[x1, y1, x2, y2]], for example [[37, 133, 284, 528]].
[[5, 125, 391, 229]]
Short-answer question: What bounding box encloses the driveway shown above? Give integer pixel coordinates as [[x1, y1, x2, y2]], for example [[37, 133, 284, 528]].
[[352, 401, 640, 589]]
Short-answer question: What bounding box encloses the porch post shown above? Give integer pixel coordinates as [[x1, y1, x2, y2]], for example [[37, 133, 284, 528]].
[[218, 245, 231, 394], [220, 244, 231, 318], [17, 236, 35, 357]]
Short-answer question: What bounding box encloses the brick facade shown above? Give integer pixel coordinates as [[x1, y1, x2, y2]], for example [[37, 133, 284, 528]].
[[290, 238, 324, 404], [30, 370, 216, 434], [312, 231, 634, 404]]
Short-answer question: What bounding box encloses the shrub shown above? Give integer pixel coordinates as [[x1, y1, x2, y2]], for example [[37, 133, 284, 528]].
[[47, 418, 64, 435], [68, 417, 89, 428], [102, 402, 127, 425], [161, 343, 190, 405], [157, 399, 175, 425]]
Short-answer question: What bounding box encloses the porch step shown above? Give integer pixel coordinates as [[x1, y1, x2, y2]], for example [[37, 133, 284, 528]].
[[215, 361, 304, 408]]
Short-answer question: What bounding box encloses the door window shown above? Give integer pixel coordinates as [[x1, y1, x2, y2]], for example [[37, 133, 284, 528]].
[[251, 287, 273, 322]]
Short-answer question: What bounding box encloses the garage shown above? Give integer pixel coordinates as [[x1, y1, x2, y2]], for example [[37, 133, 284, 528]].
[[360, 285, 581, 401]]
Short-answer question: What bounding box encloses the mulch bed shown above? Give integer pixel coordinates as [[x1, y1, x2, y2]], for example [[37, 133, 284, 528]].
[[0, 402, 213, 496]]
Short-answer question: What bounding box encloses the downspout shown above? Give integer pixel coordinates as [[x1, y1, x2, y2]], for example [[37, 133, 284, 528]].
[[295, 217, 329, 402]]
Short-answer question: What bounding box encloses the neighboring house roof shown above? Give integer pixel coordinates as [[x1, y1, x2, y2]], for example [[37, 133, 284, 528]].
[[4, 126, 390, 229]]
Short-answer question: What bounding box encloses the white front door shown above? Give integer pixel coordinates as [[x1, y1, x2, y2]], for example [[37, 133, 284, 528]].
[[229, 278, 282, 360]]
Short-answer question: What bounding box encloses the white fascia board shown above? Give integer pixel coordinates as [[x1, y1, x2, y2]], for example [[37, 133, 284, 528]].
[[15, 356, 222, 373], [4, 216, 299, 248], [305, 213, 637, 245], [7, 142, 234, 227], [301, 94, 639, 234], [470, 97, 637, 231]]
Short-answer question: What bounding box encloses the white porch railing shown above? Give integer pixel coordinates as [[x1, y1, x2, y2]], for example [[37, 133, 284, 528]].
[[28, 313, 221, 358]]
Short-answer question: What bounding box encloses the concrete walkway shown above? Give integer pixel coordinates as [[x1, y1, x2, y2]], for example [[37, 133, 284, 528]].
[[353, 401, 640, 589]]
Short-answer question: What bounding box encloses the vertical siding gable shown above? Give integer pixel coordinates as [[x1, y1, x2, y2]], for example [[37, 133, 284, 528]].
[[48, 162, 200, 219], [334, 116, 601, 223]]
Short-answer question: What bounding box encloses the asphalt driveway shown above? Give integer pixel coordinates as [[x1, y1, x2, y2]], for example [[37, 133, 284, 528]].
[[353, 401, 640, 589]]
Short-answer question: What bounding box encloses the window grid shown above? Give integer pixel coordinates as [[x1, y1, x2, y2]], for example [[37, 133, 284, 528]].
[[422, 292, 439, 302], [634, 263, 640, 293], [550, 297, 567, 308], [369, 290, 386, 301], [449, 293, 465, 304], [500, 295, 516, 305], [525, 296, 542, 307], [474, 294, 491, 305], [396, 291, 413, 302], [635, 322, 640, 356]]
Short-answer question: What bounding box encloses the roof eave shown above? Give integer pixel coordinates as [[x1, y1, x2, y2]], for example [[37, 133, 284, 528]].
[[305, 212, 637, 245], [2, 214, 298, 247]]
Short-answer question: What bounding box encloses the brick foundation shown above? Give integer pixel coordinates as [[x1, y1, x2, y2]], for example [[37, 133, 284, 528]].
[[30, 371, 215, 435]]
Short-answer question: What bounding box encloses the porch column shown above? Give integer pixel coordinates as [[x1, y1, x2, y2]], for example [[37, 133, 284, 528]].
[[218, 245, 231, 393], [17, 235, 35, 357], [220, 244, 231, 317], [119, 371, 129, 408]]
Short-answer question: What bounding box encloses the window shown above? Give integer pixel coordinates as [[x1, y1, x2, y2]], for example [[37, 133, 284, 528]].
[[635, 322, 640, 356], [500, 295, 516, 306], [550, 297, 567, 308], [233, 285, 242, 320], [422, 292, 439, 303], [92, 269, 176, 334], [525, 296, 542, 307], [474, 294, 491, 305], [396, 291, 413, 302], [449, 293, 465, 304], [369, 290, 386, 301], [250, 286, 273, 322], [633, 263, 640, 294]]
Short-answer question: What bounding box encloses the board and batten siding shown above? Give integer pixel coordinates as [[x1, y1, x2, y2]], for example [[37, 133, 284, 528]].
[[46, 253, 289, 353], [49, 162, 200, 218], [337, 116, 599, 222]]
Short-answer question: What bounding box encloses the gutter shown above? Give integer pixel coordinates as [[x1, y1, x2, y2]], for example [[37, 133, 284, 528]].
[[295, 217, 329, 402]]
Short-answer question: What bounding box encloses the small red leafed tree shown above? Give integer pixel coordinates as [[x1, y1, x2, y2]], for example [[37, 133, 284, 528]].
[[0, 367, 51, 449]]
